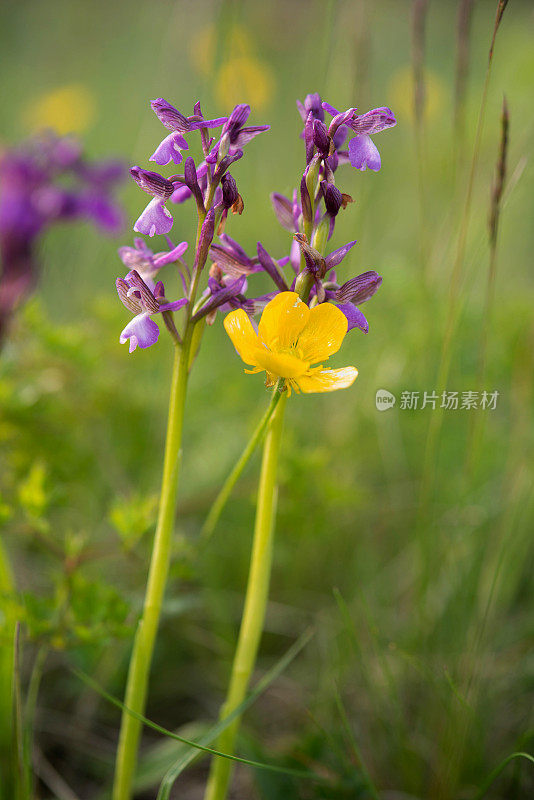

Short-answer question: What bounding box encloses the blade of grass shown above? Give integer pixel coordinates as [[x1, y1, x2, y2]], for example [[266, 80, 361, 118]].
[[473, 752, 534, 800], [333, 687, 379, 800], [157, 627, 316, 799], [73, 629, 324, 796]]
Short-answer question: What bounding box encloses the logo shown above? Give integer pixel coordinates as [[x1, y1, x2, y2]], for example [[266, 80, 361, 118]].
[[375, 389, 396, 411]]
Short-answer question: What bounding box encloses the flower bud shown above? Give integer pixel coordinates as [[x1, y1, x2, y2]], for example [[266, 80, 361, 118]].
[[183, 156, 204, 211], [221, 174, 238, 209], [195, 207, 216, 272], [305, 155, 321, 206], [294, 233, 327, 278], [322, 182, 343, 217], [313, 120, 330, 157]]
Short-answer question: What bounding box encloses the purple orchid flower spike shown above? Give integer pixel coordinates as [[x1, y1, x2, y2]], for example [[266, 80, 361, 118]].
[[206, 104, 270, 164], [130, 166, 176, 237], [323, 103, 396, 171], [116, 269, 187, 352], [150, 98, 227, 166], [118, 237, 188, 283]]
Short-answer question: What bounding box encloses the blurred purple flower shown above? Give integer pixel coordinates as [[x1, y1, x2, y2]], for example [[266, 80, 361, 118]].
[[0, 132, 125, 340]]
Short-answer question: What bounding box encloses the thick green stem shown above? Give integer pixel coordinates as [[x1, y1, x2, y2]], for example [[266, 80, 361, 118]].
[[112, 336, 191, 800], [200, 389, 283, 542], [203, 392, 287, 800]]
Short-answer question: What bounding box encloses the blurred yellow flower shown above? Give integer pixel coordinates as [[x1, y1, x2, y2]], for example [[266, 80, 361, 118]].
[[216, 56, 274, 111], [191, 24, 275, 111], [23, 84, 96, 134], [388, 66, 446, 123], [224, 292, 358, 395]]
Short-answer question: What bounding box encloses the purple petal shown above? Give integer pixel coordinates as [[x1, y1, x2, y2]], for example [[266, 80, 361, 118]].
[[296, 99, 307, 123], [133, 197, 173, 237], [349, 107, 396, 136], [158, 298, 188, 313], [256, 242, 289, 292], [116, 277, 141, 313], [130, 167, 174, 198], [150, 132, 189, 166], [304, 113, 314, 164], [218, 234, 252, 263], [151, 98, 188, 131], [233, 126, 270, 149], [120, 312, 160, 352], [325, 240, 357, 271], [348, 135, 381, 171], [192, 277, 245, 321], [226, 104, 251, 130], [336, 303, 369, 333], [336, 271, 382, 304], [322, 102, 340, 117], [171, 184, 193, 204], [152, 240, 188, 267], [188, 116, 227, 130]]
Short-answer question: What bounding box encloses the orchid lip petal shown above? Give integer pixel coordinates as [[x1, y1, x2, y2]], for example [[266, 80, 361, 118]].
[[133, 197, 173, 237], [149, 133, 189, 166], [348, 135, 381, 171], [120, 312, 160, 352]]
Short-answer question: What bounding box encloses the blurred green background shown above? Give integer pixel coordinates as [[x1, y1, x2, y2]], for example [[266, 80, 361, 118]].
[[1, 0, 533, 798]]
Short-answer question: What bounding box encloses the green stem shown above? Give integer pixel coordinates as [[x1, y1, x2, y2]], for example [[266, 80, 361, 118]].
[[0, 536, 16, 796], [200, 389, 283, 542], [112, 336, 191, 800], [203, 391, 287, 800]]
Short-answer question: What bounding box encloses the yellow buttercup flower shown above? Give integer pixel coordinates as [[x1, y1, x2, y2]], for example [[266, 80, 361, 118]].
[[224, 292, 358, 395]]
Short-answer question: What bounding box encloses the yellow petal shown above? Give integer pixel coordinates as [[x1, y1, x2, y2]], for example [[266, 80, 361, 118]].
[[297, 302, 348, 364], [224, 309, 260, 366], [254, 349, 308, 378], [258, 292, 309, 351], [296, 366, 358, 393]]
